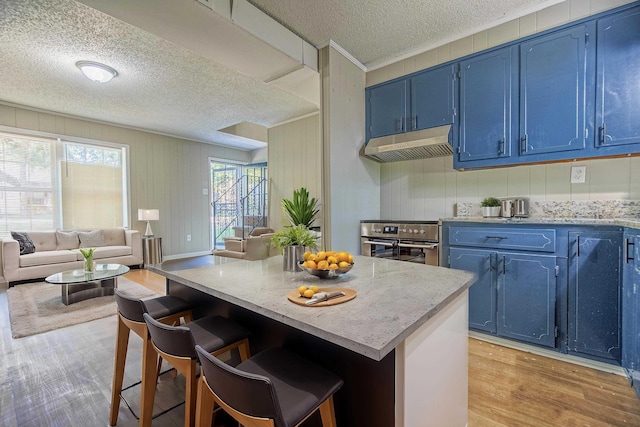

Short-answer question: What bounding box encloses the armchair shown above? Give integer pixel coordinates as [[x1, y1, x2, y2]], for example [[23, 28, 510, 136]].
[[213, 227, 277, 261]]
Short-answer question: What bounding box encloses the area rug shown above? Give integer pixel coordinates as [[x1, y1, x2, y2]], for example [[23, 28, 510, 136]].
[[7, 277, 157, 338]]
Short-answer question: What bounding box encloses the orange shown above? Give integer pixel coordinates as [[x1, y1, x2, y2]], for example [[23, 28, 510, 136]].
[[303, 251, 312, 261], [298, 286, 308, 296], [303, 289, 315, 298], [336, 252, 350, 263], [310, 285, 319, 292], [338, 261, 350, 268], [316, 251, 327, 261], [328, 263, 338, 270], [306, 260, 317, 269], [327, 256, 338, 265], [317, 260, 329, 270]]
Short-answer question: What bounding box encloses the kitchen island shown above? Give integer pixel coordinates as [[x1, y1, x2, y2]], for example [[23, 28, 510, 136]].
[[149, 255, 473, 427]]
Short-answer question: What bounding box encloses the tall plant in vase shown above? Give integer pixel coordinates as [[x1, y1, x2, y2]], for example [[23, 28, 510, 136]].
[[80, 248, 96, 272], [273, 187, 320, 271]]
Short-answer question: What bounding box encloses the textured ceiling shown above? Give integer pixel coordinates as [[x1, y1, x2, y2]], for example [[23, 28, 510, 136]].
[[0, 0, 563, 151], [249, 0, 563, 69]]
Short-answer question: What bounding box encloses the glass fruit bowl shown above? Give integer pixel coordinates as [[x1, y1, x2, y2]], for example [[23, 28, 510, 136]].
[[298, 261, 353, 279]]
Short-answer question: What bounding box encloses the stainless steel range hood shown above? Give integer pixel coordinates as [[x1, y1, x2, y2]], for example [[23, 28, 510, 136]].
[[363, 125, 453, 162]]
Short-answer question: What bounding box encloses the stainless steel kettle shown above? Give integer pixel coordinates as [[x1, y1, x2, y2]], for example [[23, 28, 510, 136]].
[[501, 199, 514, 218]]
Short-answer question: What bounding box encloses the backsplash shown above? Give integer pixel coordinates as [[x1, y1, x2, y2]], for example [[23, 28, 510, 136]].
[[457, 200, 640, 219]]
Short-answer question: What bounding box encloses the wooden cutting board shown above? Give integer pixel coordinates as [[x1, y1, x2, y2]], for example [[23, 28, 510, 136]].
[[287, 287, 357, 307]]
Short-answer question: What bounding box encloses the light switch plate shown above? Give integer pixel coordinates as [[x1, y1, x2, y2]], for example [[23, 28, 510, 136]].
[[571, 166, 586, 184]]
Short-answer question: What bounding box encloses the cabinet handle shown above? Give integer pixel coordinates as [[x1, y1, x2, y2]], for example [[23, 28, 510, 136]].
[[485, 236, 507, 240], [576, 236, 580, 257], [498, 139, 505, 155], [521, 134, 528, 153], [401, 118, 405, 132], [412, 116, 417, 130], [502, 255, 506, 275], [626, 239, 635, 263], [600, 122, 607, 145]]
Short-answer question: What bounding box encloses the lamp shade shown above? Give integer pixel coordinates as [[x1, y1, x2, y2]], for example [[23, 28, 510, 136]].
[[138, 209, 159, 221]]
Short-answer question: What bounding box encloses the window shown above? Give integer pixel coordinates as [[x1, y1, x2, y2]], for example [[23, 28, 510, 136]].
[[0, 131, 128, 238]]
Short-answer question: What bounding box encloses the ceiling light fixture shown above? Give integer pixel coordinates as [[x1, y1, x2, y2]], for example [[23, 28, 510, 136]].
[[76, 60, 118, 83]]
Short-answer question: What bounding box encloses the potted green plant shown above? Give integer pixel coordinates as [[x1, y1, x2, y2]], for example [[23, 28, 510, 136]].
[[281, 187, 319, 228], [480, 197, 501, 218], [271, 225, 318, 271]]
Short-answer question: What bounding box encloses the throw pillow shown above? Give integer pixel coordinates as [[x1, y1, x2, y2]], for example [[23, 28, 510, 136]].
[[10, 231, 36, 255], [56, 231, 79, 250], [78, 230, 105, 248]]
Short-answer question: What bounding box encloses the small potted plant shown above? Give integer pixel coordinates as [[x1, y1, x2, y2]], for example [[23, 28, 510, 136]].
[[480, 197, 501, 218], [271, 224, 318, 271], [79, 247, 96, 272], [281, 187, 319, 228]]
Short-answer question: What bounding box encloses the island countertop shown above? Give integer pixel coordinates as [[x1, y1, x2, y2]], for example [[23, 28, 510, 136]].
[[149, 255, 473, 361]]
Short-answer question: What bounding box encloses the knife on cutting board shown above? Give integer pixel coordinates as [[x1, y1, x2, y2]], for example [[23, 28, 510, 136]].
[[305, 291, 346, 305]]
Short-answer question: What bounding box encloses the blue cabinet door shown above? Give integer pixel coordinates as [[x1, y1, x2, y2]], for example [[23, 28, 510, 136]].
[[519, 23, 595, 156], [596, 7, 640, 148], [497, 252, 557, 348], [457, 46, 518, 164], [410, 64, 456, 131], [569, 231, 622, 361], [623, 230, 640, 398], [449, 247, 497, 333], [366, 79, 408, 140]]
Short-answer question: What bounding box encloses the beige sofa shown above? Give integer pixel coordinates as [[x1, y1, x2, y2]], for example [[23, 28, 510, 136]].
[[1, 228, 143, 287], [213, 227, 277, 260]]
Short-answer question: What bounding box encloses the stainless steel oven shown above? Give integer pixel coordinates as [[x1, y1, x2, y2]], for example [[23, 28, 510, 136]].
[[360, 220, 440, 266]]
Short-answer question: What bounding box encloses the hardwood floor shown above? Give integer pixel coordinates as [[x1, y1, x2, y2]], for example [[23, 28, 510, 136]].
[[1, 258, 639, 426]]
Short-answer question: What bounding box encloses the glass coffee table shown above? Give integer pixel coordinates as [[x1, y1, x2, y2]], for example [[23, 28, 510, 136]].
[[45, 264, 130, 305]]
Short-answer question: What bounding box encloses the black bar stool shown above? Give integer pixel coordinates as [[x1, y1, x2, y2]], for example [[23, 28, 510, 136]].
[[110, 289, 193, 426], [142, 312, 251, 427], [194, 344, 344, 427]]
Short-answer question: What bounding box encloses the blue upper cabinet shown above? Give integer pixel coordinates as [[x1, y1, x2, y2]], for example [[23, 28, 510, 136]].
[[365, 64, 456, 142], [456, 46, 519, 168], [366, 79, 408, 140], [519, 22, 596, 158], [595, 7, 640, 151], [410, 64, 456, 131]]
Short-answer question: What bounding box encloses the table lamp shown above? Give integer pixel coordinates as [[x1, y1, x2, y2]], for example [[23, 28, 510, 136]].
[[138, 209, 159, 237]]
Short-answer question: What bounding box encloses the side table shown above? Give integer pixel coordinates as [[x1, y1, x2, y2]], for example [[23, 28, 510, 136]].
[[142, 236, 162, 265]]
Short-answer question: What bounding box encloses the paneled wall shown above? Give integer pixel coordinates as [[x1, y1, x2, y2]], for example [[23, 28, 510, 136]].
[[267, 114, 322, 231], [0, 103, 251, 257], [370, 0, 637, 221], [380, 156, 640, 220]]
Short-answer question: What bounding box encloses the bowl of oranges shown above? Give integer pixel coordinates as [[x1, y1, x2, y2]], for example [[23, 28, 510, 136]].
[[299, 250, 354, 279]]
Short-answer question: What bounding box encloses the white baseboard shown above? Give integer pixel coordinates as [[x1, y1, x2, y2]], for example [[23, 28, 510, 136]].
[[162, 251, 212, 261], [468, 331, 625, 376]]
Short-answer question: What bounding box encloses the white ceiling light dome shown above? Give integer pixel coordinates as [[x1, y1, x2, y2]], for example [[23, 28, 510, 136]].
[[76, 60, 118, 83]]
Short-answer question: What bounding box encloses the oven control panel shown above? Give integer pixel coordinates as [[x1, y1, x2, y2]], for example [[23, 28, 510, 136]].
[[361, 222, 439, 241]]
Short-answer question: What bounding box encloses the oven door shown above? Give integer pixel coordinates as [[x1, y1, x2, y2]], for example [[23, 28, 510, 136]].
[[361, 238, 397, 260], [397, 240, 439, 266]]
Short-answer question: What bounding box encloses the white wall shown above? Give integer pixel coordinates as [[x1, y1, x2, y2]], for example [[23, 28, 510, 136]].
[[321, 44, 380, 253], [370, 0, 637, 220], [267, 114, 322, 231], [380, 156, 640, 220], [0, 103, 251, 257]]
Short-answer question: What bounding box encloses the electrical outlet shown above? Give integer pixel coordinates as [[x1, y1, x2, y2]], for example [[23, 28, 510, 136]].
[[571, 166, 586, 184], [186, 234, 191, 242]]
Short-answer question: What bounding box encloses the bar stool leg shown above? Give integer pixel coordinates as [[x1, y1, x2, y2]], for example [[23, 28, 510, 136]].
[[110, 315, 131, 426], [318, 395, 337, 427], [184, 359, 198, 427], [139, 335, 159, 427], [195, 377, 215, 427]]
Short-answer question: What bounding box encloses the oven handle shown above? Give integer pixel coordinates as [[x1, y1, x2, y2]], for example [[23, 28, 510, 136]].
[[362, 240, 395, 247], [397, 242, 438, 250]]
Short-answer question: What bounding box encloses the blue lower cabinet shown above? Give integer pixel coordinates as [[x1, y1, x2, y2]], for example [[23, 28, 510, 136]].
[[568, 231, 622, 362], [622, 230, 640, 398], [449, 246, 557, 347], [498, 253, 557, 347], [450, 248, 496, 333]]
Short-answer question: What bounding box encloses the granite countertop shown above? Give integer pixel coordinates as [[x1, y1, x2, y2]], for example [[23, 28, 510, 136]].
[[442, 217, 640, 229], [149, 256, 473, 361]]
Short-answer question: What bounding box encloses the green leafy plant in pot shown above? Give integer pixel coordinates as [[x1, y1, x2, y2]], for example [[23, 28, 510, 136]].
[[480, 197, 501, 218], [274, 187, 320, 271], [271, 225, 318, 271]]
